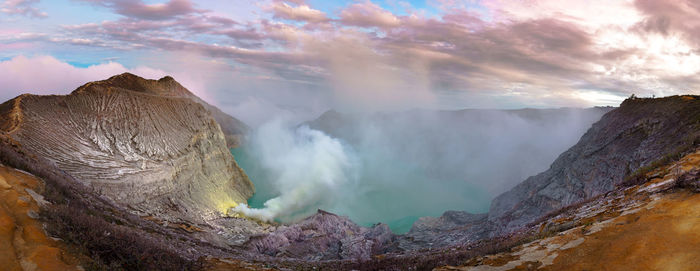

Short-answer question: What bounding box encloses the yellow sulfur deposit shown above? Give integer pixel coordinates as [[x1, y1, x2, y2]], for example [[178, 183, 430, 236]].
[[215, 199, 239, 216]]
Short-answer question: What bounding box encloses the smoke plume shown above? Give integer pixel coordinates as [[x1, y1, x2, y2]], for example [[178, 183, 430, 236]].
[[231, 119, 358, 222]]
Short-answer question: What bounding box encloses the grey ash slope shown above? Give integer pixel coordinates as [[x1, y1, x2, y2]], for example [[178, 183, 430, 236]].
[[0, 73, 254, 222], [80, 73, 249, 147]]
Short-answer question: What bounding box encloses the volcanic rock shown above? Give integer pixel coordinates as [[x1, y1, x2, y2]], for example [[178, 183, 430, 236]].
[[398, 211, 492, 251], [245, 210, 394, 261], [488, 95, 700, 233], [77, 73, 248, 147], [0, 74, 254, 222], [400, 95, 700, 248]]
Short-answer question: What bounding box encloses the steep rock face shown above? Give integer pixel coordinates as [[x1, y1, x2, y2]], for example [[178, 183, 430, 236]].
[[488, 95, 700, 232], [436, 149, 700, 271], [0, 74, 254, 222], [399, 96, 699, 249]]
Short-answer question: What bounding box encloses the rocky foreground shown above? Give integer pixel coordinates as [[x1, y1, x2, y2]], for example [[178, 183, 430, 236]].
[[0, 165, 80, 270], [0, 73, 698, 271], [436, 148, 700, 270]]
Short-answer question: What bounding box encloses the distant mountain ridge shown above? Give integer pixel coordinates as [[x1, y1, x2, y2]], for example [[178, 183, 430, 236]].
[[306, 106, 615, 146]]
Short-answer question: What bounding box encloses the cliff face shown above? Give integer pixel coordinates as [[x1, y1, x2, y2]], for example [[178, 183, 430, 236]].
[[488, 95, 700, 232], [399, 96, 700, 249], [0, 74, 254, 222], [436, 149, 700, 271]]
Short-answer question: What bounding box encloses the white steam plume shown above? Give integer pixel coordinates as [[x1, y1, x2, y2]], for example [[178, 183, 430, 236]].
[[231, 119, 357, 222]]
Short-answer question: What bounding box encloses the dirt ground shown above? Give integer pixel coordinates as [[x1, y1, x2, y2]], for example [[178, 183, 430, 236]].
[[0, 165, 80, 271]]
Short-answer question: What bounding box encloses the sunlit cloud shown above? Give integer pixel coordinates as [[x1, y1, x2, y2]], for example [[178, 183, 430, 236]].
[[269, 1, 328, 23]]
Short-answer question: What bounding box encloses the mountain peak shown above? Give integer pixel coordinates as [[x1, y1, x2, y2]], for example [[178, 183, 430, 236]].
[[158, 75, 175, 82], [74, 72, 192, 98], [67, 73, 248, 146]]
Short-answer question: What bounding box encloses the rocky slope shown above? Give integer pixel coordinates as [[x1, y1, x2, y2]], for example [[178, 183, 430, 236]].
[[0, 74, 253, 222], [488, 95, 700, 233], [76, 73, 248, 147], [437, 148, 700, 270], [398, 95, 699, 250], [258, 143, 699, 271]]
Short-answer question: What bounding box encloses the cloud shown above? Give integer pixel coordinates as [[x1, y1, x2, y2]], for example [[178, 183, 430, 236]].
[[10, 0, 700, 114], [80, 0, 202, 20], [0, 55, 166, 102], [270, 2, 328, 23], [1, 0, 47, 18], [483, 0, 642, 29], [634, 0, 700, 45], [340, 1, 401, 28], [52, 1, 644, 110], [303, 31, 437, 111]]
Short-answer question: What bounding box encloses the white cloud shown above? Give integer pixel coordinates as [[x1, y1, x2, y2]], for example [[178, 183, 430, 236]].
[[0, 55, 166, 102], [269, 2, 327, 23], [340, 1, 401, 28]]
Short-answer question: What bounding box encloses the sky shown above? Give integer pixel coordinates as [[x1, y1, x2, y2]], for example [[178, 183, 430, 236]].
[[1, 0, 700, 125]]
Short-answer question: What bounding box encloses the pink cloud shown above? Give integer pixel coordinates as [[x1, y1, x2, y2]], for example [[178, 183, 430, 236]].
[[1, 0, 47, 18], [0, 42, 34, 50], [23, 0, 699, 112], [340, 1, 400, 28], [79, 0, 202, 20], [270, 2, 328, 23], [634, 0, 700, 44]]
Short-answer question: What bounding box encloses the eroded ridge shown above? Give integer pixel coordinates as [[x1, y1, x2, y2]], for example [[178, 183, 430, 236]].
[[0, 75, 254, 222]]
